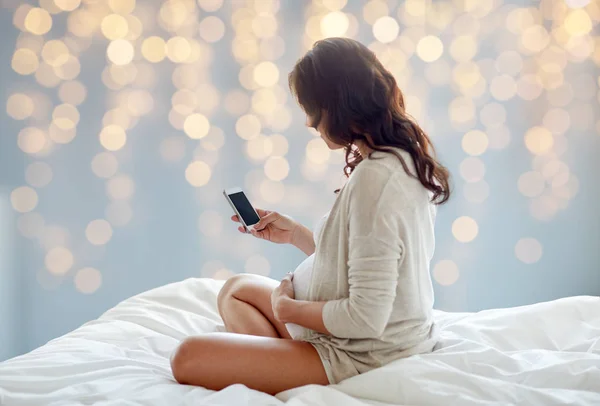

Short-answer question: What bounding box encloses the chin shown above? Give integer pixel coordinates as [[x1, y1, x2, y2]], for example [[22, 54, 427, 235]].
[[322, 137, 344, 150]]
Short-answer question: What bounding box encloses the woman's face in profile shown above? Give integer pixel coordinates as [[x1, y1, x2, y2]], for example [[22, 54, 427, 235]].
[[306, 114, 344, 151]]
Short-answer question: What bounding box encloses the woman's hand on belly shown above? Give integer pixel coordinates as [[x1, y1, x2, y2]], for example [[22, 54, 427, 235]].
[[274, 296, 331, 336], [271, 274, 295, 322]]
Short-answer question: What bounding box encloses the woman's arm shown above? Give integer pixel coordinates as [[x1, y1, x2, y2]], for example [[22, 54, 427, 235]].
[[290, 223, 315, 256], [277, 298, 331, 335], [279, 233, 401, 339]]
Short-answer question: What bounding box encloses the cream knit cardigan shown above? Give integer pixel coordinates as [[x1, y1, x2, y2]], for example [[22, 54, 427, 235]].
[[299, 148, 439, 384]]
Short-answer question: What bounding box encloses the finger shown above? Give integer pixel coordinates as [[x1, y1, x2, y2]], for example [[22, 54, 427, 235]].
[[255, 208, 270, 217], [256, 209, 274, 221], [283, 273, 294, 282], [231, 215, 240, 222], [238, 226, 246, 233], [255, 212, 279, 231]]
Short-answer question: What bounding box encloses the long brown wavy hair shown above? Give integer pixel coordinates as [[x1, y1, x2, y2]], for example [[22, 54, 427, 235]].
[[289, 38, 451, 204]]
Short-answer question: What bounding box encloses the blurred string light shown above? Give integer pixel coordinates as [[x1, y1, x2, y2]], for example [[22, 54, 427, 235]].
[[515, 238, 543, 264], [85, 219, 113, 246], [3, 0, 598, 290], [433, 259, 459, 286], [183, 113, 210, 139], [24, 7, 53, 35], [6, 93, 34, 120], [74, 267, 102, 294], [45, 246, 74, 275], [10, 186, 38, 213], [185, 160, 212, 187], [373, 16, 400, 44], [462, 130, 489, 156], [99, 125, 127, 151], [452, 216, 479, 243]]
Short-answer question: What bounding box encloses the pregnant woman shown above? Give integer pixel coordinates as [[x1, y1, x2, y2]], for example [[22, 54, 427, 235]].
[[170, 37, 451, 394]]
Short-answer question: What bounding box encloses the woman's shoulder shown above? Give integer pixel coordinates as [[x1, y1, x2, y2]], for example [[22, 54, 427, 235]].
[[346, 159, 391, 194], [350, 148, 414, 185], [348, 148, 429, 206], [369, 147, 416, 173]]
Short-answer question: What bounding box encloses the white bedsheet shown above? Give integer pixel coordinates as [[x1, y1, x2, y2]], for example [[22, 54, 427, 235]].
[[0, 278, 599, 406]]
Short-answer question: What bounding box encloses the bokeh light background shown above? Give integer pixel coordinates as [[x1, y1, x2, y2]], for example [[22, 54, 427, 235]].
[[1, 0, 599, 361]]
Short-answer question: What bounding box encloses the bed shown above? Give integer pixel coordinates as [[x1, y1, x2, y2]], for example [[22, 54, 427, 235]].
[[0, 278, 599, 406]]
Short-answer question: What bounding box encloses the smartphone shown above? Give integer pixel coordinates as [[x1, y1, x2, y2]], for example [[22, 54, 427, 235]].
[[223, 187, 261, 233]]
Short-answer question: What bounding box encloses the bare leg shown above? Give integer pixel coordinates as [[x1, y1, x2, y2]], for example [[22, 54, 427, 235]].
[[170, 275, 324, 393], [170, 333, 329, 394], [217, 274, 291, 339]]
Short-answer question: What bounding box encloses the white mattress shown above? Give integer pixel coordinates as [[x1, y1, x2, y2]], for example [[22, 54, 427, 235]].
[[1, 278, 599, 406]]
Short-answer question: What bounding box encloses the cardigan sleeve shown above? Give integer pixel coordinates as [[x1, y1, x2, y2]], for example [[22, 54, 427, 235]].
[[322, 164, 405, 339]]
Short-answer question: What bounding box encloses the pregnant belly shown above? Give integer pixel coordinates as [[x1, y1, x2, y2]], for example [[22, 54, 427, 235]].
[[291, 254, 313, 301], [286, 254, 314, 339]]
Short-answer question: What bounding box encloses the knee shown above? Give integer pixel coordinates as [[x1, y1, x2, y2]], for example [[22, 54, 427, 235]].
[[170, 338, 195, 384], [217, 274, 252, 310]]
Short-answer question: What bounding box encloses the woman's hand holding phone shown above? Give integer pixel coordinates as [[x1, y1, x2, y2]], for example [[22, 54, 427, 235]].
[[231, 208, 316, 255], [231, 208, 298, 244]]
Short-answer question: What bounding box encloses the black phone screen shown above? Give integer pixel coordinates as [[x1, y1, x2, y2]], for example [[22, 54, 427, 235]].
[[229, 192, 260, 226]]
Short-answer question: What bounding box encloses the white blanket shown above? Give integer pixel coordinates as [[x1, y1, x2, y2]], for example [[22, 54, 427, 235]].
[[0, 278, 599, 406]]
